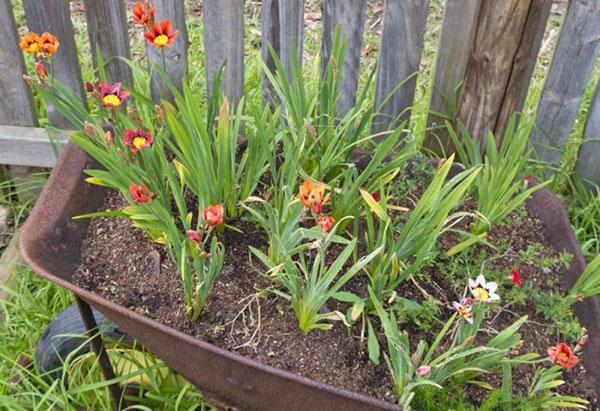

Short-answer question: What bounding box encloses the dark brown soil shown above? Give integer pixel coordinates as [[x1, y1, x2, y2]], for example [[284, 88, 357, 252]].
[[72, 189, 598, 408]]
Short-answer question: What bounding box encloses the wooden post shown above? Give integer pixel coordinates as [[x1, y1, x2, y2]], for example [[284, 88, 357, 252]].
[[0, 1, 37, 128], [84, 0, 132, 85], [321, 0, 367, 117], [261, 0, 304, 103], [575, 82, 600, 187], [456, 0, 552, 146], [203, 0, 244, 107], [425, 0, 480, 153], [531, 0, 600, 170], [23, 0, 85, 129], [373, 0, 429, 133], [145, 0, 188, 102], [0, 1, 42, 203]]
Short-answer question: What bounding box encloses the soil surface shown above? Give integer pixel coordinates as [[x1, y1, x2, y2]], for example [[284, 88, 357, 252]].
[[72, 188, 598, 408]]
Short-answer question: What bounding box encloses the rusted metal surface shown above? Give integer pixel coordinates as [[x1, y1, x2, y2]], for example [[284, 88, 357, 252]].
[[20, 141, 398, 411], [20, 142, 600, 409]]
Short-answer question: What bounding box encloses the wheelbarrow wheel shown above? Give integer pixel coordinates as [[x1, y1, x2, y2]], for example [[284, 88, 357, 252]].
[[35, 303, 130, 383]]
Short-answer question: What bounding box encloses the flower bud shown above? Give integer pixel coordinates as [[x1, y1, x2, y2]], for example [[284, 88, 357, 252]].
[[83, 122, 97, 137]]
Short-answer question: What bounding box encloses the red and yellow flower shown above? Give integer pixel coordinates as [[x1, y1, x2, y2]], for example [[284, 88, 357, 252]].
[[202, 204, 224, 227], [316, 215, 335, 234], [132, 2, 155, 26], [38, 32, 59, 57], [547, 343, 579, 369], [144, 20, 179, 48], [123, 128, 153, 152], [20, 32, 41, 54], [299, 180, 330, 214], [129, 183, 156, 203], [97, 82, 130, 108]]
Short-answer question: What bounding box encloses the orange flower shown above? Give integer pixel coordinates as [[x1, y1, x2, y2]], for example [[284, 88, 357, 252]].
[[19, 32, 41, 54], [34, 61, 47, 79], [132, 2, 155, 26], [316, 215, 335, 234], [38, 32, 59, 57], [202, 204, 224, 227], [547, 343, 579, 369], [299, 180, 330, 214], [144, 20, 179, 48]]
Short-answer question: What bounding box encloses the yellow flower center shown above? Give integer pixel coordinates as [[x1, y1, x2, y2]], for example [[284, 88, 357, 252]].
[[102, 94, 121, 107], [556, 352, 568, 362], [459, 307, 471, 318], [132, 136, 147, 149], [473, 287, 489, 301], [154, 34, 169, 46], [27, 43, 40, 53]]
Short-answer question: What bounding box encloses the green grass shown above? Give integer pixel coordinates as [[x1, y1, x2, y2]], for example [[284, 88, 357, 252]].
[[1, 0, 599, 408]]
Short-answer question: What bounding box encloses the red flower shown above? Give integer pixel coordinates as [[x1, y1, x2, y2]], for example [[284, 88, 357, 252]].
[[132, 2, 155, 26], [85, 81, 95, 92], [186, 230, 202, 244], [202, 204, 224, 227], [547, 343, 579, 369], [372, 192, 380, 202], [129, 183, 156, 203], [316, 215, 335, 234], [510, 269, 523, 287], [97, 82, 130, 108], [123, 128, 153, 152], [35, 61, 47, 79], [144, 20, 179, 48]]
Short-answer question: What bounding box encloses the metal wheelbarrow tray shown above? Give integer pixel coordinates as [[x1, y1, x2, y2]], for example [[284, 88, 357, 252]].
[[20, 142, 600, 410]]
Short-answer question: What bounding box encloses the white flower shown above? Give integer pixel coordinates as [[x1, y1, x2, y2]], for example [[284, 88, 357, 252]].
[[452, 298, 474, 324], [468, 274, 500, 303]]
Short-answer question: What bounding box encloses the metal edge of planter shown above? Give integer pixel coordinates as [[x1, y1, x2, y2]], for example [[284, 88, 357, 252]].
[[525, 185, 600, 393], [19, 141, 400, 411]]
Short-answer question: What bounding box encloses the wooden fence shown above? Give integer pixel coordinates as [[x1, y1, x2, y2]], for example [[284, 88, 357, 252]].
[[0, 0, 599, 185]]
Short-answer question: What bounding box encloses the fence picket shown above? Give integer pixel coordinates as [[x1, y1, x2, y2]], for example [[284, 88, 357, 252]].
[[0, 1, 36, 127], [23, 0, 85, 128], [373, 0, 429, 133], [145, 0, 188, 101], [321, 0, 367, 117], [261, 0, 304, 102], [84, 0, 132, 85], [494, 0, 552, 139], [426, 0, 480, 153], [575, 82, 600, 186], [203, 0, 244, 106], [457, 0, 550, 145], [531, 0, 600, 169]]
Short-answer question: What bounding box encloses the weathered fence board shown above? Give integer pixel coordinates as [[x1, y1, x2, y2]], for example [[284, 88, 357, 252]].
[[0, 127, 68, 168], [575, 81, 600, 186], [494, 0, 552, 139], [531, 0, 600, 169], [84, 0, 132, 85], [426, 0, 480, 153], [373, 0, 429, 133], [145, 0, 188, 101], [23, 0, 85, 129], [457, 0, 550, 145], [278, 0, 305, 78], [321, 0, 367, 117], [0, 1, 36, 127], [261, 0, 305, 102], [203, 0, 244, 106]]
